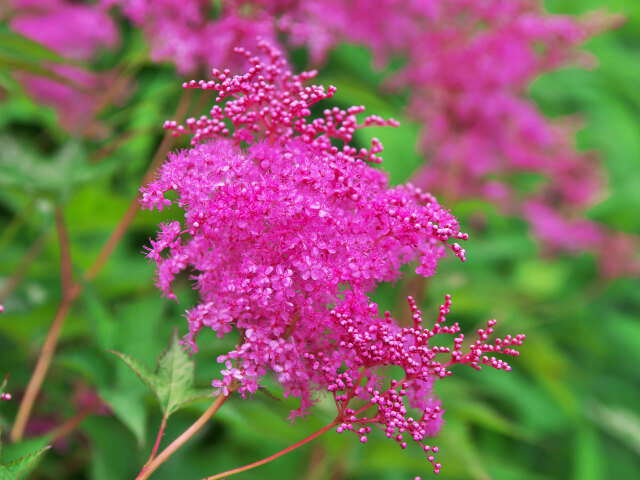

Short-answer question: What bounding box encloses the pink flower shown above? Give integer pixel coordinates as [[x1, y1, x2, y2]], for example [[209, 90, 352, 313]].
[[10, 0, 118, 61], [142, 41, 526, 473], [115, 0, 636, 276], [143, 41, 467, 409], [9, 0, 120, 133]]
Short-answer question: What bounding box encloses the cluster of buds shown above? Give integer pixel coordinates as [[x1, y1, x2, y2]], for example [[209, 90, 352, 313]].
[[302, 294, 524, 474]]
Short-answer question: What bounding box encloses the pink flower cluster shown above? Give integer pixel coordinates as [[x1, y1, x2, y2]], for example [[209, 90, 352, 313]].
[[142, 42, 523, 473], [103, 0, 277, 74], [107, 0, 638, 276], [311, 294, 523, 473], [399, 4, 639, 277], [7, 0, 118, 132]]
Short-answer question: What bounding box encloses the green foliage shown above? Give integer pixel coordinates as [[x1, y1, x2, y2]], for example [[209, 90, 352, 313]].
[[0, 430, 49, 480], [110, 331, 212, 420], [0, 1, 639, 479], [0, 136, 127, 203]]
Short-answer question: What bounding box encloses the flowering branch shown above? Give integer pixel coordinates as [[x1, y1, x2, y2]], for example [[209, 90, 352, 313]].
[[138, 39, 523, 479]]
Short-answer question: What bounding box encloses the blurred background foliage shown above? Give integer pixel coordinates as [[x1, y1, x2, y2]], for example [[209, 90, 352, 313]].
[[0, 0, 639, 479]]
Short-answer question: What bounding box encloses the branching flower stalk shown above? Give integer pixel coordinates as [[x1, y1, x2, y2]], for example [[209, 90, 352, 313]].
[[140, 40, 524, 478], [200, 294, 525, 479]]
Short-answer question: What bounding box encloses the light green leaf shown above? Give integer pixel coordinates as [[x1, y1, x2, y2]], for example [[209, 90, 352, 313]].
[[108, 350, 158, 399], [589, 402, 640, 455], [109, 330, 212, 418], [100, 389, 147, 448], [154, 330, 199, 416]]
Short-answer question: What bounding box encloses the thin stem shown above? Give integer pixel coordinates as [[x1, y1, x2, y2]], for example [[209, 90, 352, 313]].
[[10, 208, 79, 442], [9, 289, 78, 441], [10, 278, 80, 442], [56, 208, 74, 295], [149, 416, 168, 463], [203, 420, 338, 480], [136, 415, 168, 478], [337, 367, 368, 418], [136, 393, 231, 480], [49, 398, 100, 443], [0, 231, 49, 303], [9, 89, 195, 443]]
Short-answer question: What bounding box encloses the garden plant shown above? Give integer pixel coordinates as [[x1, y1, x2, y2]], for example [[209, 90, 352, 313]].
[[0, 1, 639, 479]]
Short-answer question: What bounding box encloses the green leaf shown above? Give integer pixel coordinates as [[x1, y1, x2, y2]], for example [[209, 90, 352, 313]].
[[99, 389, 147, 448], [589, 402, 640, 455], [154, 330, 200, 416], [109, 330, 212, 419], [83, 417, 136, 480], [0, 53, 75, 85], [0, 136, 125, 201], [108, 350, 158, 399], [0, 429, 50, 480], [0, 30, 67, 64]]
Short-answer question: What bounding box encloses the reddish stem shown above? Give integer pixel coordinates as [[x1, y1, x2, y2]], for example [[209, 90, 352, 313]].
[[10, 208, 79, 442], [136, 392, 232, 480], [136, 415, 168, 478], [49, 398, 100, 443], [203, 420, 338, 480], [10, 89, 194, 442]]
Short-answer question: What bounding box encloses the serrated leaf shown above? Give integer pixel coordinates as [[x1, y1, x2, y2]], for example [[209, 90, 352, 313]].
[[0, 429, 50, 480], [2, 447, 50, 479], [108, 350, 158, 399], [154, 330, 198, 416], [109, 331, 211, 419]]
